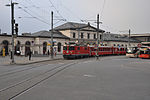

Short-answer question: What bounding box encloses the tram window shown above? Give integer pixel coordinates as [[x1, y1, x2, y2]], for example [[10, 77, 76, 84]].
[[78, 47, 80, 50], [85, 47, 87, 50], [63, 46, 67, 50], [69, 46, 75, 50], [99, 48, 100, 51]]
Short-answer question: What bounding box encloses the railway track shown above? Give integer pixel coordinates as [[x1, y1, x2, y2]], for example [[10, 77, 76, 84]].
[[0, 59, 67, 78], [0, 58, 93, 100]]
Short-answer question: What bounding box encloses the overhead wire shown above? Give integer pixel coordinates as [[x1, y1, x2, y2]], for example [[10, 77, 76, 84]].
[[47, 0, 66, 21], [19, 7, 50, 25]]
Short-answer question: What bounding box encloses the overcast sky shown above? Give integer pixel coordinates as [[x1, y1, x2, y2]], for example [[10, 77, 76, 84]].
[[0, 0, 150, 34]]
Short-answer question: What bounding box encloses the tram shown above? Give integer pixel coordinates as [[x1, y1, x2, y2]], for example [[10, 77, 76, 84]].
[[63, 44, 126, 59]]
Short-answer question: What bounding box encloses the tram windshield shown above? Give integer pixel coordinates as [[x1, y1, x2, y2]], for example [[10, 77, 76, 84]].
[[69, 46, 75, 50], [127, 47, 139, 54], [63, 46, 67, 50]]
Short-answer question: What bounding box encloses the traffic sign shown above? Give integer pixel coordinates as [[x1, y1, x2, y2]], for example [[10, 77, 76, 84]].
[[137, 43, 142, 48]]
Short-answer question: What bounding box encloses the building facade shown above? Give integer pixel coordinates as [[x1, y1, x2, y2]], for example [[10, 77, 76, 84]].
[[0, 31, 70, 56], [0, 22, 140, 56]]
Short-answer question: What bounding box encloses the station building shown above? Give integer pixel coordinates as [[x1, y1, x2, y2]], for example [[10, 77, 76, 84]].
[[0, 22, 140, 56]]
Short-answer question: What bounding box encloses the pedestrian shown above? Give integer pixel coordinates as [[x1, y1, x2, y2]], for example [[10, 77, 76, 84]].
[[47, 50, 50, 55], [29, 51, 32, 60], [54, 47, 57, 56]]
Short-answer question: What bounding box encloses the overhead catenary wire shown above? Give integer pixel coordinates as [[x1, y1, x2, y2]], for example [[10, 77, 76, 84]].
[[19, 7, 50, 25], [47, 0, 66, 21]]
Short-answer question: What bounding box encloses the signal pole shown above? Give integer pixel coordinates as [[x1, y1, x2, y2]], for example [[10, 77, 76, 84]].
[[11, 1, 15, 63], [6, 0, 18, 64], [96, 14, 100, 60], [51, 11, 54, 59]]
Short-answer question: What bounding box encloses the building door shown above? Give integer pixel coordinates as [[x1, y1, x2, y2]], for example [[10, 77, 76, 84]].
[[25, 41, 31, 56], [43, 42, 47, 55], [2, 40, 9, 56], [57, 42, 61, 52], [15, 41, 21, 55]]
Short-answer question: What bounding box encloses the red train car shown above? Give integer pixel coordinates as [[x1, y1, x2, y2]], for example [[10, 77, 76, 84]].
[[63, 44, 126, 59], [63, 45, 90, 59]]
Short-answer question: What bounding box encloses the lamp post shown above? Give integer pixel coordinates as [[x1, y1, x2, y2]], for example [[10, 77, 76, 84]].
[[6, 0, 18, 64]]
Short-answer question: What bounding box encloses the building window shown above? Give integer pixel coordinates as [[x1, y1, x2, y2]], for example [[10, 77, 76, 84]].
[[87, 33, 90, 39], [100, 34, 102, 39], [73, 32, 76, 38], [81, 33, 84, 39], [94, 34, 96, 39], [148, 37, 150, 42]]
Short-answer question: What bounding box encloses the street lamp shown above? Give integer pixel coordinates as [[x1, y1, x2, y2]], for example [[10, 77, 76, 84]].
[[6, 0, 18, 64]]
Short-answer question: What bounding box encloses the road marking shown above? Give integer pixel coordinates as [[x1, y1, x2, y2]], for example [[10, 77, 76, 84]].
[[83, 74, 96, 78]]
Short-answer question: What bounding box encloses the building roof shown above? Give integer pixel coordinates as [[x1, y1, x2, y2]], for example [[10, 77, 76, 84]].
[[103, 33, 140, 42], [130, 33, 150, 37], [54, 22, 105, 32], [31, 30, 70, 39]]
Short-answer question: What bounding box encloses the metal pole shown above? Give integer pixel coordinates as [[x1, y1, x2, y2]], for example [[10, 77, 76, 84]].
[[11, 1, 15, 63], [128, 29, 131, 47], [51, 11, 53, 59], [96, 14, 99, 60], [78, 28, 80, 44]]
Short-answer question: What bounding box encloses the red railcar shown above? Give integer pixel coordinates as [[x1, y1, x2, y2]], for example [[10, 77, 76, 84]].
[[63, 45, 126, 59], [63, 45, 90, 59]]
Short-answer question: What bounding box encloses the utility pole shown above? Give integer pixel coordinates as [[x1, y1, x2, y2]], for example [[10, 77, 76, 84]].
[[128, 29, 131, 47], [96, 14, 100, 60], [51, 11, 54, 59], [11, 1, 15, 64], [78, 28, 80, 44], [6, 1, 18, 64]]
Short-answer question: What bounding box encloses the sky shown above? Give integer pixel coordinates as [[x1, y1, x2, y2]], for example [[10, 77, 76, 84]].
[[0, 0, 150, 35]]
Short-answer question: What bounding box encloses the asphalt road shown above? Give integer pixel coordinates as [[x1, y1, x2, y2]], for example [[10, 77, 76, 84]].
[[0, 56, 150, 100]]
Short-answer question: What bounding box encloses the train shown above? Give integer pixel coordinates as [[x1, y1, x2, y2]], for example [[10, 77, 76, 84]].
[[63, 44, 126, 59]]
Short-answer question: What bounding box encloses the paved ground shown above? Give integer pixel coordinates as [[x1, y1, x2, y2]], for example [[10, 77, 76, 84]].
[[0, 56, 150, 100], [0, 54, 63, 65]]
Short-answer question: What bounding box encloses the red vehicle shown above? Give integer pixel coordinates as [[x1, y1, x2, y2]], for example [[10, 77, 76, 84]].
[[63, 45, 90, 59], [63, 44, 126, 59], [138, 47, 150, 59]]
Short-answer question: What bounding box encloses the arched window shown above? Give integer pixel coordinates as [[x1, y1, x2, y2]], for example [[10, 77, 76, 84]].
[[57, 42, 61, 52], [25, 41, 31, 56], [2, 40, 9, 55], [15, 41, 21, 55]]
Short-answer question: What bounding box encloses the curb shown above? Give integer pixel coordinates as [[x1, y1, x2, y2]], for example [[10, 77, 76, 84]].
[[1, 58, 63, 66], [16, 58, 63, 65]]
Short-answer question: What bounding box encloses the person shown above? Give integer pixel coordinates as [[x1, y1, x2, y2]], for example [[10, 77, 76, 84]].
[[47, 50, 50, 55], [54, 47, 57, 56], [29, 51, 32, 60]]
